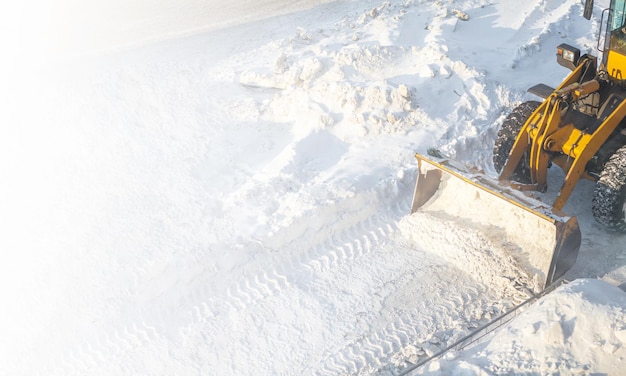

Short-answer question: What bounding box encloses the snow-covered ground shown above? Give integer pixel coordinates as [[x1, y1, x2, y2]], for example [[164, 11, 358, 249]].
[[1, 0, 625, 375]]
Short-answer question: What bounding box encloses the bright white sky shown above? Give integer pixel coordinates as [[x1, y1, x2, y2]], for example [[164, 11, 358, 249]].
[[2, 0, 338, 60]]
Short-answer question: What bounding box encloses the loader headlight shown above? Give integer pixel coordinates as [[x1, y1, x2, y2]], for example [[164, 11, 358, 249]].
[[561, 49, 576, 62], [557, 43, 581, 70]]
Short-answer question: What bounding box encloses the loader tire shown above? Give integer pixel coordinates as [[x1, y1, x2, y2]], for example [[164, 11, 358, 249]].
[[492, 101, 540, 183], [592, 145, 626, 231]]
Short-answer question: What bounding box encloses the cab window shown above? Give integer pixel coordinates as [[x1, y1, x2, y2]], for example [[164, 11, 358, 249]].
[[610, 0, 626, 55]]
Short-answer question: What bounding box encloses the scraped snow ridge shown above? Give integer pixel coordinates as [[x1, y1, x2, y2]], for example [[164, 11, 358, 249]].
[[422, 279, 626, 375], [1, 0, 625, 375]]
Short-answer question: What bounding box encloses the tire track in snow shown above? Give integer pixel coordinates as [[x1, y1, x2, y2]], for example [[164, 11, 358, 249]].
[[57, 191, 525, 376], [297, 216, 397, 279], [48, 157, 522, 376], [202, 175, 414, 314], [50, 175, 413, 375], [219, 200, 403, 313], [307, 229, 533, 375], [316, 297, 479, 374], [175, 181, 416, 374]]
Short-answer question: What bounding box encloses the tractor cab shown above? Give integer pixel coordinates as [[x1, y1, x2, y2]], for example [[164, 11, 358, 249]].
[[570, 0, 626, 82], [603, 0, 626, 80]]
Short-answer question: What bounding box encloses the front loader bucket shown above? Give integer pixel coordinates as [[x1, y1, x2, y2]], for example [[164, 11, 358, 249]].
[[411, 153, 581, 291]]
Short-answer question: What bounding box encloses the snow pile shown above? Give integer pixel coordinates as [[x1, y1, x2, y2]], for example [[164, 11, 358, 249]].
[[422, 279, 626, 375], [1, 0, 626, 375]]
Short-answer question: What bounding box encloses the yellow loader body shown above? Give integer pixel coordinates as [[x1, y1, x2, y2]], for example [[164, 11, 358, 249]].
[[409, 0, 626, 291]]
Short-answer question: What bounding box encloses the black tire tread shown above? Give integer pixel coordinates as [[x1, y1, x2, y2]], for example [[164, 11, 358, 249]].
[[592, 145, 626, 231], [493, 101, 541, 181]]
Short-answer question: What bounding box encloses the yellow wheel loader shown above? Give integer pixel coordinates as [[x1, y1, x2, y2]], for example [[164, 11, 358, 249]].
[[411, 0, 626, 291]]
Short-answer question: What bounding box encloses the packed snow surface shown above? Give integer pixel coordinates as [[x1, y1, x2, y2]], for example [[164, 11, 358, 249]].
[[1, 0, 626, 375], [422, 279, 626, 375]]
